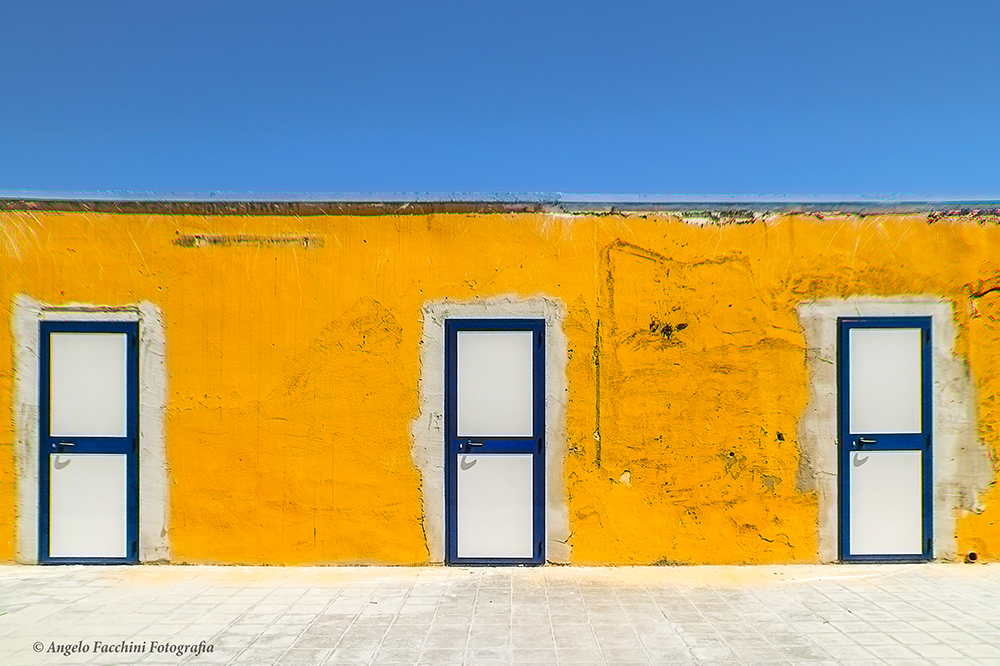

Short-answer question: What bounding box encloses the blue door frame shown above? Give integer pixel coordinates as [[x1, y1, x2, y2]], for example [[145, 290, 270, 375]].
[[39, 321, 140, 564], [444, 318, 546, 565], [837, 316, 932, 562]]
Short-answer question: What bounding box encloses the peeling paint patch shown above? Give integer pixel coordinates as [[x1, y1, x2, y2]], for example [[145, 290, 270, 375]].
[[173, 233, 323, 248]]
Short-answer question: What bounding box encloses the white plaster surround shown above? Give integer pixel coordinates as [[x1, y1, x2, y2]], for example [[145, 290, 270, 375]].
[[797, 298, 986, 563], [12, 295, 169, 563], [411, 297, 570, 564]]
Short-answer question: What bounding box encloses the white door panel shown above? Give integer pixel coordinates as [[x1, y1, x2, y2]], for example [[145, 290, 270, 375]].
[[457, 454, 534, 559], [49, 454, 128, 558], [50, 332, 128, 437], [457, 331, 534, 437], [849, 450, 923, 555], [849, 328, 922, 434]]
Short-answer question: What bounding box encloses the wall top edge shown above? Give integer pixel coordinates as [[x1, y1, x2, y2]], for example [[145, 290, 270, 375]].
[[2, 192, 1000, 217]]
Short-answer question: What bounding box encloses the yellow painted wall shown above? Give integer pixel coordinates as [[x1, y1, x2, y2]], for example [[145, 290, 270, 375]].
[[1, 209, 999, 564]]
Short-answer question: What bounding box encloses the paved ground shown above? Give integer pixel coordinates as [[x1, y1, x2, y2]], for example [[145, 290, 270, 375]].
[[1, 564, 999, 666]]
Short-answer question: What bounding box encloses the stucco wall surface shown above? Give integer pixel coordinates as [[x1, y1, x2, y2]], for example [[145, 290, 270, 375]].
[[2, 210, 999, 564]]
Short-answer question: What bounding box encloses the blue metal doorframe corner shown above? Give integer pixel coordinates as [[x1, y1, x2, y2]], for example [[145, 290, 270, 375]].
[[444, 318, 546, 566], [38, 320, 140, 565], [836, 316, 933, 563]]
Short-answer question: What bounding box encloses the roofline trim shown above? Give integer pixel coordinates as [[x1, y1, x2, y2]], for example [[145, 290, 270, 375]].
[[2, 191, 999, 216]]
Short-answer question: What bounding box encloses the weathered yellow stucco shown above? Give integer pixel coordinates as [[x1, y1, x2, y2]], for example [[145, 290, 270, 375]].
[[2, 209, 1000, 564]]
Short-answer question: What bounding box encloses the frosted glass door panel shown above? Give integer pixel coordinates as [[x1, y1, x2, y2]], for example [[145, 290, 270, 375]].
[[849, 328, 922, 434], [49, 454, 127, 558], [849, 450, 923, 555], [457, 454, 533, 558], [457, 331, 534, 437], [50, 333, 128, 437]]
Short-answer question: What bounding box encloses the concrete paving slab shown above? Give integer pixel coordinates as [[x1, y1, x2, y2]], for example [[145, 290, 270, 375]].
[[0, 564, 998, 665]]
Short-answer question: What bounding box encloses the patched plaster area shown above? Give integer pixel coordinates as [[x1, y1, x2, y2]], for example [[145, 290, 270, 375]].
[[12, 295, 169, 563], [798, 298, 985, 562], [411, 297, 570, 564]]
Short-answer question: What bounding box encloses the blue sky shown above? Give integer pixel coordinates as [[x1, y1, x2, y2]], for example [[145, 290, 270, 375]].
[[1, 1, 998, 196]]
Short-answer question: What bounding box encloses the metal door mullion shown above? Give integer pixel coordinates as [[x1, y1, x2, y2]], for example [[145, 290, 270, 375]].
[[850, 439, 926, 450], [452, 553, 540, 565], [455, 440, 538, 453], [842, 549, 913, 563], [45, 439, 134, 452], [839, 316, 929, 329]]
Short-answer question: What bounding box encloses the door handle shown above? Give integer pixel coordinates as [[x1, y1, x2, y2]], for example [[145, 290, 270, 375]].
[[51, 442, 75, 449], [465, 441, 484, 453], [856, 437, 875, 449]]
